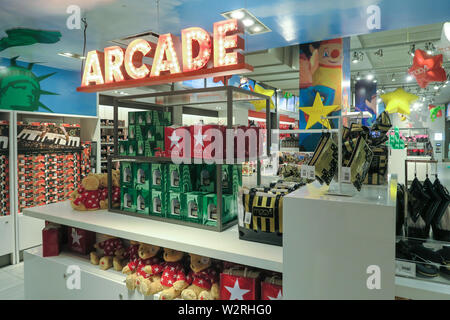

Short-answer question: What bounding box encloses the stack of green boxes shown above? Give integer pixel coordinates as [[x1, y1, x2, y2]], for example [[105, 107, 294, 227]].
[[119, 110, 171, 157], [120, 162, 242, 228]]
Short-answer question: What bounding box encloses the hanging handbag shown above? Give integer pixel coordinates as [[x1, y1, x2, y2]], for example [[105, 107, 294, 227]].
[[308, 133, 338, 185]]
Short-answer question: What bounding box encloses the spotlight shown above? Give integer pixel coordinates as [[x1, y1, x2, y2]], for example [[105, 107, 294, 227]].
[[406, 75, 413, 82], [434, 85, 440, 90], [356, 72, 361, 81], [408, 44, 416, 57], [366, 73, 374, 81], [230, 10, 245, 19], [352, 51, 364, 64], [373, 79, 377, 83], [242, 18, 255, 27], [374, 49, 383, 57], [391, 74, 396, 82], [425, 42, 436, 55]]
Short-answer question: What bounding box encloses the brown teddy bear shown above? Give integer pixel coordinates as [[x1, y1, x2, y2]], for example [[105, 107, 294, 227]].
[[90, 235, 125, 271], [71, 174, 101, 211], [180, 253, 220, 300], [139, 248, 189, 299], [98, 173, 109, 210], [114, 240, 140, 271], [111, 169, 120, 208], [122, 242, 162, 292]]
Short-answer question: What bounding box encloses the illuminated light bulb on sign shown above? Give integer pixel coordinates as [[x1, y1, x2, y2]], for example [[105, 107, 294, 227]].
[[150, 33, 182, 77], [181, 27, 212, 72], [124, 39, 152, 79], [81, 50, 105, 86], [213, 19, 244, 68], [104, 46, 125, 83]]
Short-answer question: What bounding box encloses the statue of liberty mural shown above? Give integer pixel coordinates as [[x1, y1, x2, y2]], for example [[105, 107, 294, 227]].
[[0, 56, 58, 112]]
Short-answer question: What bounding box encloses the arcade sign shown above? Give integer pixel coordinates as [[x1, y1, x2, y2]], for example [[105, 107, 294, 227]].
[[77, 19, 253, 93]]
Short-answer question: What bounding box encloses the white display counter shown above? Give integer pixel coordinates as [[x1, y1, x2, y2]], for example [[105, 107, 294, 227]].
[[283, 182, 396, 299]]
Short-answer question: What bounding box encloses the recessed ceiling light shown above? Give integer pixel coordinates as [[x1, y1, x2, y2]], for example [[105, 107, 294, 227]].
[[58, 52, 85, 60], [221, 8, 271, 35], [230, 10, 245, 19], [252, 26, 262, 33], [242, 18, 255, 27]]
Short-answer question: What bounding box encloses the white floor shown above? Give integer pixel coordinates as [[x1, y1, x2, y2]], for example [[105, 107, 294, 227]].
[[0, 263, 24, 300]]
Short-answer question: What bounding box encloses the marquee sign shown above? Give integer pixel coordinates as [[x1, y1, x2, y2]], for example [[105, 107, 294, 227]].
[[77, 19, 252, 93]]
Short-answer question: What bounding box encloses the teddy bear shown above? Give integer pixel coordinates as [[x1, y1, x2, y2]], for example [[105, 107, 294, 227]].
[[180, 253, 220, 300], [70, 174, 101, 211], [111, 169, 120, 208], [139, 248, 189, 299], [89, 235, 125, 271], [114, 240, 140, 271], [98, 173, 109, 210], [122, 242, 162, 292]]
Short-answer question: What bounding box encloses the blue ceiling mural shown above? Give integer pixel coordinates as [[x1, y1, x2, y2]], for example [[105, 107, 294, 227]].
[[0, 0, 448, 71]]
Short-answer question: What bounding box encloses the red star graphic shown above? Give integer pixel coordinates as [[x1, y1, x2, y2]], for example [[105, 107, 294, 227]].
[[408, 49, 447, 88]]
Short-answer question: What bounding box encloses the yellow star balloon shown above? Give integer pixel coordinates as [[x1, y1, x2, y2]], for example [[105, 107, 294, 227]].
[[298, 93, 340, 130], [381, 88, 418, 115], [250, 84, 275, 111]]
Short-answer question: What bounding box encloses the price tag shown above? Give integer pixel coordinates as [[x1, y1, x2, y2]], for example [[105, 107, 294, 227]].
[[308, 165, 315, 180], [244, 211, 252, 225], [238, 202, 244, 227], [395, 260, 416, 277], [341, 167, 351, 183], [301, 165, 308, 178]]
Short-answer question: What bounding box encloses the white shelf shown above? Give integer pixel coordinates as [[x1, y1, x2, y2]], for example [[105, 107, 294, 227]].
[[23, 201, 282, 272], [395, 276, 450, 300], [24, 246, 151, 300]]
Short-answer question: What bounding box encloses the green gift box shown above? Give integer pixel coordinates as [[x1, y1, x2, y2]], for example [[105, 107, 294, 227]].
[[120, 162, 134, 187], [185, 192, 205, 224], [139, 126, 155, 142], [128, 125, 136, 140], [168, 164, 193, 192], [196, 165, 216, 193], [137, 140, 146, 156], [167, 192, 186, 220], [127, 140, 137, 156], [135, 112, 152, 126], [135, 162, 151, 191], [150, 189, 166, 217], [128, 112, 136, 126], [119, 141, 128, 156], [121, 187, 137, 212], [136, 189, 150, 215], [152, 110, 172, 126], [202, 194, 237, 227], [154, 125, 165, 141], [224, 164, 242, 194], [151, 163, 167, 190]]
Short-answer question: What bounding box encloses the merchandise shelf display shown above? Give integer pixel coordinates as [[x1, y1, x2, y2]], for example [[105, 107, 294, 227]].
[[22, 201, 283, 272], [106, 86, 272, 232]]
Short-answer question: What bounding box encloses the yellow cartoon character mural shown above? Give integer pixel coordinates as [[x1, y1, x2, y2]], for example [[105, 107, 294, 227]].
[[311, 38, 344, 106]]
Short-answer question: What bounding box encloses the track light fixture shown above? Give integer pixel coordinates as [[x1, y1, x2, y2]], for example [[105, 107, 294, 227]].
[[408, 44, 416, 57], [424, 42, 436, 55], [352, 51, 364, 64], [391, 73, 396, 82], [374, 49, 383, 57]]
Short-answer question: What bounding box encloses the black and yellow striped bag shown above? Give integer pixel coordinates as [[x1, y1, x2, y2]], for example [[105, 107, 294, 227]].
[[239, 188, 284, 246]]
